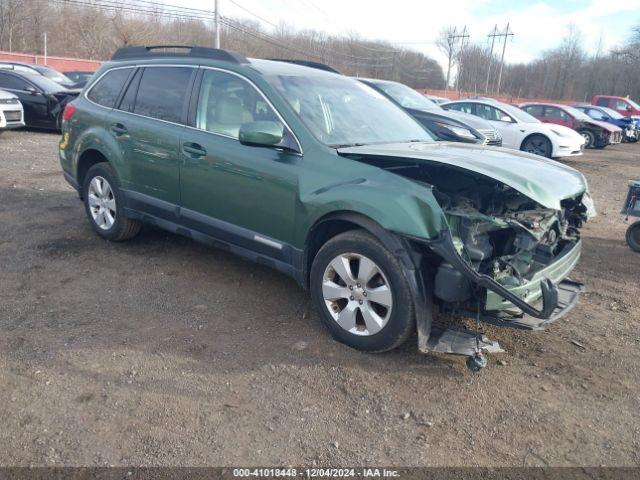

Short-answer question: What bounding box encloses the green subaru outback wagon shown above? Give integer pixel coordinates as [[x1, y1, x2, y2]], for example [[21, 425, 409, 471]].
[[59, 46, 595, 355]]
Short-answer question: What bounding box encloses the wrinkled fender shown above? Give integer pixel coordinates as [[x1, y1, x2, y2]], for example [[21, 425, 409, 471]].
[[295, 170, 448, 248]]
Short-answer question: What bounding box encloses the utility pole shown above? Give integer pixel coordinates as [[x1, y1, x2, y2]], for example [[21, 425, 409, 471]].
[[214, 0, 220, 48], [452, 26, 469, 93], [495, 23, 514, 95], [485, 25, 498, 93]]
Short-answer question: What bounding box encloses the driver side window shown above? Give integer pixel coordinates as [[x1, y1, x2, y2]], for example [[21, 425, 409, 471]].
[[196, 69, 282, 139], [476, 104, 512, 122]]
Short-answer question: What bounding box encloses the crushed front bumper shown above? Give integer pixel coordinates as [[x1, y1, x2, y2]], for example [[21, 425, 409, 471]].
[[426, 232, 583, 323], [485, 240, 582, 311]]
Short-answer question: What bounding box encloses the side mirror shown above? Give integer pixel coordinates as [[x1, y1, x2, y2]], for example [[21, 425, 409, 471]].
[[239, 121, 284, 147], [627, 106, 633, 112], [25, 86, 39, 95], [499, 115, 513, 123]]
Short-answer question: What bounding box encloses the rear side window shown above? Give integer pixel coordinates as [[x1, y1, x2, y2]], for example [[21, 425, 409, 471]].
[[133, 67, 192, 123], [596, 97, 609, 107], [0, 72, 29, 91], [87, 68, 131, 108]]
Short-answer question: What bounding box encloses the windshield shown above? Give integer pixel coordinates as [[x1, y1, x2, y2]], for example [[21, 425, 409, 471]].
[[563, 105, 591, 121], [38, 66, 74, 85], [626, 98, 640, 110], [23, 72, 69, 92], [600, 106, 623, 119], [372, 81, 441, 111], [501, 103, 540, 123], [266, 73, 433, 147]]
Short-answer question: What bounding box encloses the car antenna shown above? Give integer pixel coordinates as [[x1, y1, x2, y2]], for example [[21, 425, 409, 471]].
[[466, 300, 488, 372]]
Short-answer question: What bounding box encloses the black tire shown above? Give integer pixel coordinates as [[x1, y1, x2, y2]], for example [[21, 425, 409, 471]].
[[628, 136, 639, 143], [578, 129, 595, 149], [310, 229, 416, 352], [82, 162, 141, 241], [626, 221, 640, 253], [521, 134, 552, 158]]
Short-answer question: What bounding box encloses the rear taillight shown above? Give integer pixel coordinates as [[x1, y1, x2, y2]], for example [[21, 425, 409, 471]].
[[62, 103, 76, 122]]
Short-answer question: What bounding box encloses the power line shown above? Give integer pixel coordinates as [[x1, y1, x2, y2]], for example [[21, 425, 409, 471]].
[[227, 0, 279, 29]]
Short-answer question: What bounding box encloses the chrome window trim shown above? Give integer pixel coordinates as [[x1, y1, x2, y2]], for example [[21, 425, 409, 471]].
[[85, 64, 302, 155], [83, 64, 303, 155]]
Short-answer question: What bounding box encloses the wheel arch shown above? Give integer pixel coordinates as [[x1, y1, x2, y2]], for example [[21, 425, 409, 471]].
[[304, 211, 416, 288], [76, 148, 111, 198]]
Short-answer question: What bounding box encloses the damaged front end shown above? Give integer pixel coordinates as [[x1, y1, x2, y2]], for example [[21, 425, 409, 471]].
[[337, 143, 594, 354], [428, 179, 589, 328]]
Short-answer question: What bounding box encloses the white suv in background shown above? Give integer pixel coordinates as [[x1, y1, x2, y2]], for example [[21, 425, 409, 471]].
[[442, 98, 586, 158], [0, 89, 24, 133]]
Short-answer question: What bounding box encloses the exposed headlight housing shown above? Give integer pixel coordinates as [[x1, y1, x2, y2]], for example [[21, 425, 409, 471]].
[[437, 123, 477, 140]]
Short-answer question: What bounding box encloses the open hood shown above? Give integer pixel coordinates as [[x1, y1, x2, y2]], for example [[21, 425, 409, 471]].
[[337, 142, 588, 211]]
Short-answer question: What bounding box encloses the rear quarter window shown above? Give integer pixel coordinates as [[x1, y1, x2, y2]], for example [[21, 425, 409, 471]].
[[596, 97, 609, 107], [87, 68, 132, 108]]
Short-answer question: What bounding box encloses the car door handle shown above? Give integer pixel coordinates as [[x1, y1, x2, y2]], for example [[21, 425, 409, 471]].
[[110, 123, 128, 137], [182, 142, 207, 158]]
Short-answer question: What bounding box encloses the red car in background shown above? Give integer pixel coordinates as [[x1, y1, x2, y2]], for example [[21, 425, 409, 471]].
[[519, 102, 622, 149], [592, 95, 640, 117]]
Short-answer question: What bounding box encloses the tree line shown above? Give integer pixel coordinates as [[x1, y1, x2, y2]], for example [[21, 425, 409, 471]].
[[0, 0, 444, 89], [1, 1, 639, 101], [441, 24, 640, 101]]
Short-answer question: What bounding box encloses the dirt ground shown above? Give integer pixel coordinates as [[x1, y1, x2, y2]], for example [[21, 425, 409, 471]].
[[0, 129, 639, 467]]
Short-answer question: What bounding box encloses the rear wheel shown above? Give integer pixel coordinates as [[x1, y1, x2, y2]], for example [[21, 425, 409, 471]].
[[521, 134, 552, 158], [82, 162, 141, 241], [626, 221, 640, 252], [310, 230, 415, 352], [578, 129, 595, 149]]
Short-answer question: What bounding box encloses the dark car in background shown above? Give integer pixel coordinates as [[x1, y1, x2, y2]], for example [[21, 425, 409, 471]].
[[64, 71, 95, 88], [573, 104, 639, 142], [358, 78, 502, 146], [0, 61, 77, 89], [0, 69, 79, 130], [520, 102, 622, 149]]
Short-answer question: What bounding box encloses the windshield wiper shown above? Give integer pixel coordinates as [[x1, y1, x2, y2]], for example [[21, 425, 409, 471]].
[[329, 142, 367, 149]]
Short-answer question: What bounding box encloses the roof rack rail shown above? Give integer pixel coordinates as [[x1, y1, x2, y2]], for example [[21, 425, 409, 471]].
[[268, 59, 341, 74], [111, 45, 248, 64]]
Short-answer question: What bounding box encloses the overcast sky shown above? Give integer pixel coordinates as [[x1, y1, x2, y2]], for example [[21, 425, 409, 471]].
[[188, 0, 640, 70]]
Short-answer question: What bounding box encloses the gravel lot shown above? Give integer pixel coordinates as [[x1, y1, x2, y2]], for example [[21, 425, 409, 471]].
[[0, 130, 639, 467]]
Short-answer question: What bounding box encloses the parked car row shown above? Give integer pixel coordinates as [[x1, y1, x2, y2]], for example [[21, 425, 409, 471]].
[[57, 46, 595, 361], [0, 61, 92, 132]]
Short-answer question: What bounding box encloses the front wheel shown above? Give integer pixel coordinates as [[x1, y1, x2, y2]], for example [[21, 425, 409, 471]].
[[83, 162, 141, 241], [310, 230, 415, 352], [521, 134, 552, 158], [626, 221, 640, 252], [578, 130, 595, 149]]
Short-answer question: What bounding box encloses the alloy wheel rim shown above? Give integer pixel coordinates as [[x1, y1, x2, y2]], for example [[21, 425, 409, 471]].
[[581, 132, 592, 147], [524, 138, 549, 156], [322, 253, 393, 336], [88, 176, 116, 230]]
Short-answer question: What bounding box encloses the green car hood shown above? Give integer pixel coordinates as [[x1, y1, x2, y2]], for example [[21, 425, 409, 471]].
[[337, 142, 588, 210]]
